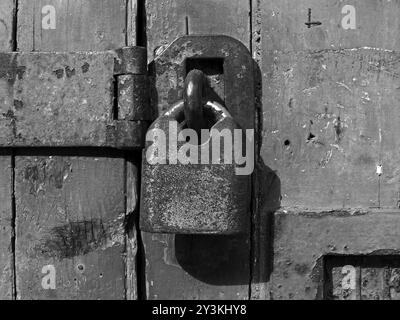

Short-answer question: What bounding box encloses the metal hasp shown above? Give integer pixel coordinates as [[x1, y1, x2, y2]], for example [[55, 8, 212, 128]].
[[140, 35, 255, 234], [0, 46, 150, 149]]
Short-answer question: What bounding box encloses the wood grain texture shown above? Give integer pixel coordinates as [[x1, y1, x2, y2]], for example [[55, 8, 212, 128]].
[[125, 158, 139, 300], [252, 0, 400, 299], [15, 0, 138, 299], [0, 0, 15, 300], [18, 0, 127, 51], [0, 153, 13, 299], [146, 0, 250, 61], [0, 0, 14, 50], [15, 155, 126, 299], [127, 0, 138, 46], [254, 49, 400, 297], [257, 0, 400, 52], [144, 0, 251, 300], [260, 49, 400, 209]]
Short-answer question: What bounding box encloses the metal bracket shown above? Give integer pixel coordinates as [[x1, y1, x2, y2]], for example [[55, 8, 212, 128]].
[[140, 35, 255, 234], [149, 35, 255, 130], [0, 46, 151, 149]]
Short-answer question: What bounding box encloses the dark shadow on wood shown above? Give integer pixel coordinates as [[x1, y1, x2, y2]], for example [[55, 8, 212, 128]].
[[175, 233, 250, 286], [156, 57, 282, 287]]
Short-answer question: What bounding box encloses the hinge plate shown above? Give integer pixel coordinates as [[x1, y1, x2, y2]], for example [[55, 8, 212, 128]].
[[0, 47, 150, 149]]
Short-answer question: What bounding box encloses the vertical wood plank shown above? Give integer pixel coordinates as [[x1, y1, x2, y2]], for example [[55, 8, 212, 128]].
[[18, 0, 128, 51], [144, 0, 251, 300], [0, 0, 16, 300], [0, 0, 14, 50], [147, 0, 250, 60], [256, 0, 400, 53], [0, 153, 13, 299], [253, 0, 400, 300], [15, 1, 138, 299], [126, 158, 139, 300], [127, 0, 138, 46], [15, 155, 127, 299]]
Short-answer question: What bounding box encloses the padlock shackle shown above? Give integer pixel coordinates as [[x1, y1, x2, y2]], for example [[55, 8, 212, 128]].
[[183, 69, 207, 135]]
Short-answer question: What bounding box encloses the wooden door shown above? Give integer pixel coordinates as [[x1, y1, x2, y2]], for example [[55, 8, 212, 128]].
[[143, 0, 253, 300], [0, 0, 140, 300], [3, 0, 400, 301], [254, 0, 400, 300], [143, 0, 400, 300]]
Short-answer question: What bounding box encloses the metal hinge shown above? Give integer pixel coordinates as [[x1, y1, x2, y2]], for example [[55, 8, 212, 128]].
[[0, 46, 151, 149]]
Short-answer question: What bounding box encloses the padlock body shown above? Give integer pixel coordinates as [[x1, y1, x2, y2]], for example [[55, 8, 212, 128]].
[[140, 105, 251, 234]]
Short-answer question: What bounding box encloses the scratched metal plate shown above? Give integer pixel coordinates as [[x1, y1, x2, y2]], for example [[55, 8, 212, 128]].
[[0, 48, 147, 149]]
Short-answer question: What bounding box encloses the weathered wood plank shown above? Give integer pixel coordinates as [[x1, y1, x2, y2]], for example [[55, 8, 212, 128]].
[[146, 0, 250, 60], [0, 0, 16, 300], [143, 233, 250, 299], [0, 153, 13, 299], [144, 0, 251, 300], [260, 49, 400, 210], [257, 0, 400, 52], [253, 48, 400, 298], [125, 157, 139, 300], [15, 0, 138, 299], [15, 155, 126, 299], [269, 211, 400, 299], [18, 0, 127, 51], [0, 0, 14, 50], [252, 0, 400, 300]]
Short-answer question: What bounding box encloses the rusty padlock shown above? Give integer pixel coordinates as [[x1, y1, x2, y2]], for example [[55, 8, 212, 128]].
[[140, 35, 255, 234], [140, 68, 252, 234]]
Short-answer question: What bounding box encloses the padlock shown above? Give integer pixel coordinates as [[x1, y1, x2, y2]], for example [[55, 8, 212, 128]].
[[139, 69, 252, 234]]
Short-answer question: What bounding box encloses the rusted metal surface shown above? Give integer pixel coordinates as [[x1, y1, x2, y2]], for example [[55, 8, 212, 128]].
[[140, 99, 250, 234], [150, 35, 255, 130], [0, 47, 148, 149], [141, 35, 254, 235], [114, 47, 148, 75], [183, 69, 208, 135], [117, 74, 152, 121]]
